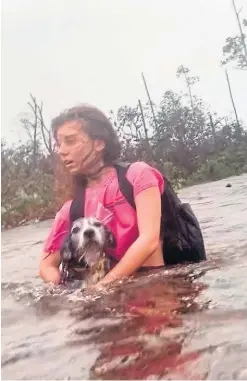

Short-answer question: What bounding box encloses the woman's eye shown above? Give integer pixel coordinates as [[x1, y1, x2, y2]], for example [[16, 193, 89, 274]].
[[65, 138, 76, 145], [72, 226, 80, 234]]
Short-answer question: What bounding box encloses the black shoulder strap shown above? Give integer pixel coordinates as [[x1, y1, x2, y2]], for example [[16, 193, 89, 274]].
[[69, 163, 136, 224], [69, 185, 86, 223], [114, 162, 136, 210]]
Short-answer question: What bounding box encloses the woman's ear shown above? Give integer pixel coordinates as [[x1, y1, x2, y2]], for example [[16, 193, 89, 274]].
[[94, 139, 105, 154]]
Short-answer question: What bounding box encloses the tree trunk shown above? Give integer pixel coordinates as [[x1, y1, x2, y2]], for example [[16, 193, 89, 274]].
[[141, 72, 158, 129], [225, 69, 240, 133]]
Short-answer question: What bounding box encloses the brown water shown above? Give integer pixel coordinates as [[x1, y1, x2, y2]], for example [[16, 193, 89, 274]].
[[1, 174, 247, 380]]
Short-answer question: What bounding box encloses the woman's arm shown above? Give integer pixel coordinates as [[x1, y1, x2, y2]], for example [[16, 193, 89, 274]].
[[39, 251, 61, 284], [39, 201, 71, 284], [99, 186, 162, 284]]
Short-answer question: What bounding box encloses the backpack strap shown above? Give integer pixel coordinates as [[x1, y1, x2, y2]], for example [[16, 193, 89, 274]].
[[70, 163, 166, 221], [114, 163, 136, 210], [69, 183, 86, 223], [69, 163, 135, 224]]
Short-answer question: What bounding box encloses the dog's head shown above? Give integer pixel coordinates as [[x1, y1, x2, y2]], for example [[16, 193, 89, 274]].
[[61, 217, 115, 267]]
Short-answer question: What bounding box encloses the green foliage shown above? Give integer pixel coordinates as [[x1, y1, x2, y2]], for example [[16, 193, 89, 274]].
[[1, 141, 55, 229], [114, 71, 247, 189], [185, 144, 247, 186], [221, 3, 247, 70], [222, 35, 247, 69]]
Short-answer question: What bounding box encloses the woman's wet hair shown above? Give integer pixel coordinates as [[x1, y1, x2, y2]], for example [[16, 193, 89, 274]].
[[51, 104, 121, 165], [51, 104, 121, 208]]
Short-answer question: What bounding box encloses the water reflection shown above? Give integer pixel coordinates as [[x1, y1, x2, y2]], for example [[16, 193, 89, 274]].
[[1, 174, 247, 380], [64, 266, 210, 379]]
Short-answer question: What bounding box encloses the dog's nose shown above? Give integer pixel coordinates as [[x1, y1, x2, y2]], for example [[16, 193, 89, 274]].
[[84, 229, 95, 239]]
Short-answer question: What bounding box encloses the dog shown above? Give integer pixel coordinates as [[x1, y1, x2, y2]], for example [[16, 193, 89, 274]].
[[60, 217, 115, 286]]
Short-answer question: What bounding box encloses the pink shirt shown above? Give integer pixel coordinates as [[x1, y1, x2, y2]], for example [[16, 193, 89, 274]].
[[43, 162, 165, 261]]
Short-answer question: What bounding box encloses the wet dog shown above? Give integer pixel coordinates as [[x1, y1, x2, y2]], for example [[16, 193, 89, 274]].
[[60, 217, 115, 286]]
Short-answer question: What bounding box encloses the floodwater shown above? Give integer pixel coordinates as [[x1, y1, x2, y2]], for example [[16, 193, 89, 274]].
[[1, 174, 247, 380]]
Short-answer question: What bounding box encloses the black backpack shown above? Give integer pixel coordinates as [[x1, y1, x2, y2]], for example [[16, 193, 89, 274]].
[[70, 162, 206, 266]]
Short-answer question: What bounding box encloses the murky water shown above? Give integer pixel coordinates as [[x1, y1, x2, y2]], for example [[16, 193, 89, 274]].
[[1, 174, 247, 380]]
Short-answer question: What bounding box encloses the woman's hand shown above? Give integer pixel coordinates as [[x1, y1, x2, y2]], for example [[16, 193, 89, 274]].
[[88, 275, 119, 291], [88, 278, 111, 290], [39, 251, 61, 284]]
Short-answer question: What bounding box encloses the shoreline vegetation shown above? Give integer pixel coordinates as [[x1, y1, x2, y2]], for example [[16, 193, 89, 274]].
[[2, 169, 247, 232], [2, 7, 247, 229], [2, 77, 247, 230]]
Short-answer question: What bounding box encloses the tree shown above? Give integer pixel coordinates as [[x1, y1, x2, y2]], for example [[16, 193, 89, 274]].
[[224, 69, 241, 132], [221, 0, 247, 70], [110, 103, 154, 163], [20, 94, 54, 168], [20, 94, 40, 169], [176, 65, 200, 112], [154, 90, 210, 176]]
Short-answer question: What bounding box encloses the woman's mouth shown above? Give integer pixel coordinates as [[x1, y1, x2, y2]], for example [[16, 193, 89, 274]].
[[64, 160, 74, 168]]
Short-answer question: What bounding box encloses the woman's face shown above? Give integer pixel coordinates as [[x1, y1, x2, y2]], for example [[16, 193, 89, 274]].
[[56, 120, 105, 175]]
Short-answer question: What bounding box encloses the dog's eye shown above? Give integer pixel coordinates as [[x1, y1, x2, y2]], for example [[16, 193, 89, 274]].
[[93, 221, 101, 227], [72, 226, 80, 234]]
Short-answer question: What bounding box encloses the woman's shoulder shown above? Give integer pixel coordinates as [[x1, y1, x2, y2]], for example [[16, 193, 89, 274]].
[[127, 161, 150, 171], [126, 161, 163, 180], [54, 199, 73, 222], [125, 161, 165, 197], [43, 199, 72, 254]]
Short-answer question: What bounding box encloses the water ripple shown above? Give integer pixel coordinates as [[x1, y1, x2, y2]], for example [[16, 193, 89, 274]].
[[2, 174, 247, 380]]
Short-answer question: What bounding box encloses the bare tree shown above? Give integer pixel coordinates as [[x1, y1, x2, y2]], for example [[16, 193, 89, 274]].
[[20, 94, 40, 168], [225, 69, 240, 130], [138, 99, 155, 162], [141, 72, 158, 129], [20, 94, 54, 165], [36, 100, 54, 155], [176, 65, 199, 112]]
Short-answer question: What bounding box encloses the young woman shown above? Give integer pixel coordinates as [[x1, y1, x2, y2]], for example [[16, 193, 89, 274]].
[[39, 104, 166, 286]]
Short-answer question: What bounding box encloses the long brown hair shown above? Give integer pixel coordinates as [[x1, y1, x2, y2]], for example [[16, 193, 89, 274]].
[[52, 104, 121, 209]]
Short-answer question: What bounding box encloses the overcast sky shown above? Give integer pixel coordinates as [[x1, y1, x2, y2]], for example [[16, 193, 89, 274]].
[[1, 0, 247, 143]]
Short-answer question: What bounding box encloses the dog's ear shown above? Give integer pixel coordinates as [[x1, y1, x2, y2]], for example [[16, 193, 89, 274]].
[[60, 234, 74, 261], [105, 228, 116, 248]]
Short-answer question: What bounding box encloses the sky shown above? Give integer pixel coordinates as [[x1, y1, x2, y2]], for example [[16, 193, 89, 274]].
[[1, 0, 247, 144]]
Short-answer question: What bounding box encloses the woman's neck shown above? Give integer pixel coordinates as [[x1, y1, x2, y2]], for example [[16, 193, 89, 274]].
[[85, 164, 114, 187]]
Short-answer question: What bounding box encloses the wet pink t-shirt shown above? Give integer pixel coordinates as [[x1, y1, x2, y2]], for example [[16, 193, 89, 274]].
[[43, 162, 165, 261]]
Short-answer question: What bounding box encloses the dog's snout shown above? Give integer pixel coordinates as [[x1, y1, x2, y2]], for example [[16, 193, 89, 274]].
[[84, 229, 95, 239]]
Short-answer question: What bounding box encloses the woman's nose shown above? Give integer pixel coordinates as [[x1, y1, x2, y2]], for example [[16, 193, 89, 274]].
[[58, 142, 68, 156]]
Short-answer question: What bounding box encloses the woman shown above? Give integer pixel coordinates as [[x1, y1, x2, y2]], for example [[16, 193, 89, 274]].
[[39, 104, 165, 286]]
